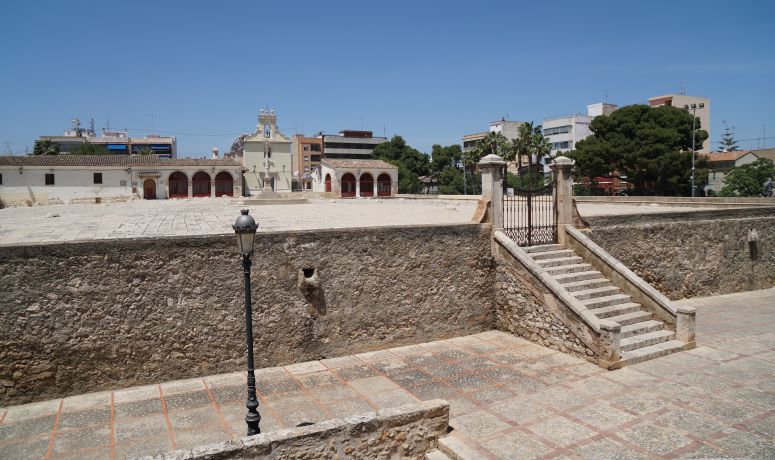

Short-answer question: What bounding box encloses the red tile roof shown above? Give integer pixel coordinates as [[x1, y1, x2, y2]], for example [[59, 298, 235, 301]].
[[321, 158, 398, 169], [702, 151, 755, 162]]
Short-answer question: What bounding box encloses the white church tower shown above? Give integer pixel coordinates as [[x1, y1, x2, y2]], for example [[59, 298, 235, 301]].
[[242, 109, 293, 194]]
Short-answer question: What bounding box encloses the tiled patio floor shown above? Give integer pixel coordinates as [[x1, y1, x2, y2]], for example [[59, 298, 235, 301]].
[[1, 288, 773, 459]]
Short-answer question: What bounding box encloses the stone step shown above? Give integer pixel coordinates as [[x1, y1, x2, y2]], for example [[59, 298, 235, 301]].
[[582, 293, 632, 309], [621, 340, 686, 365], [523, 244, 565, 254], [438, 433, 487, 460], [573, 285, 622, 301], [553, 270, 604, 284], [545, 263, 594, 276], [606, 310, 653, 326], [425, 449, 452, 460], [561, 277, 613, 292], [621, 320, 663, 338], [591, 302, 643, 319], [537, 256, 585, 268], [529, 249, 575, 261], [621, 330, 676, 352]]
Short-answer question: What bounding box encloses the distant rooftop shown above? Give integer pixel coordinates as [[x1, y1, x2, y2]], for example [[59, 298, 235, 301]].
[[0, 155, 240, 167], [321, 158, 397, 169]]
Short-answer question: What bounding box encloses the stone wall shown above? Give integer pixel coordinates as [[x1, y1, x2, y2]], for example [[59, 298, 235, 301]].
[[493, 242, 598, 362], [587, 209, 775, 299], [158, 400, 449, 460], [0, 224, 494, 406]]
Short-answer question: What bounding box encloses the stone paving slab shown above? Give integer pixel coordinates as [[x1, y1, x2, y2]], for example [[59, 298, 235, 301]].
[[0, 198, 478, 246], [0, 288, 773, 459], [0, 197, 716, 246]]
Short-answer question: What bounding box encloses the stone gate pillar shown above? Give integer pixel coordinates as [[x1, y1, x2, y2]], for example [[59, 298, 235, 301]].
[[551, 156, 574, 243], [478, 154, 506, 230]]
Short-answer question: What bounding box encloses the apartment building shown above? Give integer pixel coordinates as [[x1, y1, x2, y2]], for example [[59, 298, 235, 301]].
[[292, 135, 323, 189], [320, 130, 388, 159], [648, 94, 711, 153]]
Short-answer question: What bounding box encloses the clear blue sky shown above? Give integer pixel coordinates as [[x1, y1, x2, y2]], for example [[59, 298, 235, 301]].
[[1, 0, 773, 157]]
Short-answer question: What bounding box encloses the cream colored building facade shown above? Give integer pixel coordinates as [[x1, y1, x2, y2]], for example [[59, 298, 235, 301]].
[[648, 94, 711, 153], [242, 109, 293, 194], [0, 155, 243, 206], [312, 159, 398, 198]]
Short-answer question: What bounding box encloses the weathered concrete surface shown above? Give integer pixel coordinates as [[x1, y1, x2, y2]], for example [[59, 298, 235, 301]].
[[0, 223, 495, 405], [587, 209, 775, 299]]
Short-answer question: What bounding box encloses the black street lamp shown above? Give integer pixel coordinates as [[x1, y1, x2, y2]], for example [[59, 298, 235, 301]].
[[232, 209, 261, 436]]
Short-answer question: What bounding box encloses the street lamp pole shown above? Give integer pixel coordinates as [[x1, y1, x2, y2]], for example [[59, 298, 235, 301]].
[[232, 209, 261, 436], [685, 103, 704, 198], [691, 109, 696, 198]]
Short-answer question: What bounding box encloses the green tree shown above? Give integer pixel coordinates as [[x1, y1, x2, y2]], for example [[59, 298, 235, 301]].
[[719, 158, 775, 197], [430, 144, 464, 194], [71, 142, 110, 155], [567, 104, 709, 195], [465, 131, 509, 167], [372, 135, 430, 193], [719, 125, 739, 152], [135, 146, 154, 155], [33, 139, 60, 155], [511, 121, 551, 178], [437, 166, 465, 194]]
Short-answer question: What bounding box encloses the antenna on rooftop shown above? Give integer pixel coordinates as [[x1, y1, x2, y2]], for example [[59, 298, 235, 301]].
[[680, 81, 686, 95], [604, 89, 608, 102]]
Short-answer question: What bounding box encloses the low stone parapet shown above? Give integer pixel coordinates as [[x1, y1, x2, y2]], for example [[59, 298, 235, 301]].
[[141, 400, 450, 460]]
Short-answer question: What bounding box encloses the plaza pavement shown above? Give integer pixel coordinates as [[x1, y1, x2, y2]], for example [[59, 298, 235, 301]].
[[0, 288, 773, 459], [0, 196, 715, 246]]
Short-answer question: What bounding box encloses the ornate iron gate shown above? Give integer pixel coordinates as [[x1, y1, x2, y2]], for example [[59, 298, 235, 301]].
[[503, 168, 557, 246]]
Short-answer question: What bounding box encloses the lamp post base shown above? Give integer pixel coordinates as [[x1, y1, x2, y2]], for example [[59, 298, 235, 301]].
[[245, 389, 261, 436]]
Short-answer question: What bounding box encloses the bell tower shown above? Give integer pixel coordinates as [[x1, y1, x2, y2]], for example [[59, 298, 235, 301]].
[[258, 109, 277, 192]]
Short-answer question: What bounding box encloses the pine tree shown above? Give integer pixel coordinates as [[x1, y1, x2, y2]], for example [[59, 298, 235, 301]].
[[719, 124, 739, 152]]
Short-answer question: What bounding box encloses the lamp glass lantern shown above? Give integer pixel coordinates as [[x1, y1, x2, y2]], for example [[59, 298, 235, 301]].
[[233, 209, 258, 255]]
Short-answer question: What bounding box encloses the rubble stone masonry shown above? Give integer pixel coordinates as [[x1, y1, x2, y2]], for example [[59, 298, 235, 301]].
[[0, 224, 495, 405], [586, 208, 775, 299]]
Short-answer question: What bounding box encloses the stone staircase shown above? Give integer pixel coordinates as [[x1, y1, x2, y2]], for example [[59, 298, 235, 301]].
[[524, 243, 686, 365]]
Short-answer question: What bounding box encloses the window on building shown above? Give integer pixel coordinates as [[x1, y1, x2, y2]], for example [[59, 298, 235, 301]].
[[0, 173, 3, 185], [45, 173, 55, 185], [304, 156, 310, 161], [311, 155, 321, 162], [93, 172, 103, 184], [544, 125, 572, 136], [310, 144, 321, 151], [303, 145, 310, 151]]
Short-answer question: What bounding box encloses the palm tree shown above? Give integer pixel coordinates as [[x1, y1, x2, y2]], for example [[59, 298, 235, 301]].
[[33, 139, 60, 155]]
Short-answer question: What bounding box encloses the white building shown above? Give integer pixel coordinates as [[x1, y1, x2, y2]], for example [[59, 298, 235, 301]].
[[37, 118, 177, 157], [0, 155, 242, 206], [543, 103, 618, 159], [648, 94, 711, 153], [312, 159, 398, 198], [242, 109, 293, 194]]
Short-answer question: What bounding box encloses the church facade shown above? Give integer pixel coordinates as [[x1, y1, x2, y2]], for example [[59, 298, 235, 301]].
[[242, 109, 293, 194]]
